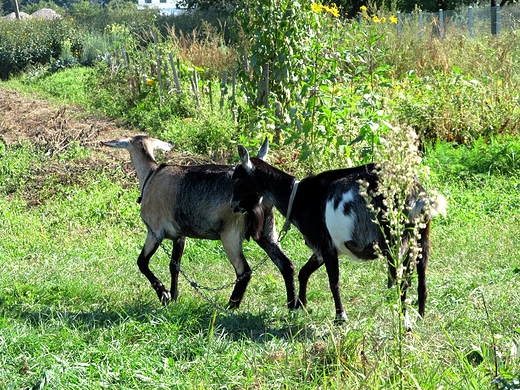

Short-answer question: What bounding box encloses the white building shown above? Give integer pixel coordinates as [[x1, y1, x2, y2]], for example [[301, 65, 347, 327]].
[[137, 0, 184, 15]]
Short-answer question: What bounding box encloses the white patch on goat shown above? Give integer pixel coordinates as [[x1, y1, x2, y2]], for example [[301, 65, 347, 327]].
[[403, 310, 412, 332], [325, 190, 362, 262]]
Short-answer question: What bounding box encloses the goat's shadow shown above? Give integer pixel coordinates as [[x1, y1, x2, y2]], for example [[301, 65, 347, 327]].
[[12, 299, 317, 343]]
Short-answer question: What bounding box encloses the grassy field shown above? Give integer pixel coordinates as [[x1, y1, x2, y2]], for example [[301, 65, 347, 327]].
[[1, 88, 519, 388]]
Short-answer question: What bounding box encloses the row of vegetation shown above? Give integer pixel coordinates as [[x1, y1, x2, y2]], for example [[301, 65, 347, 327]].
[[1, 0, 519, 388], [1, 0, 519, 166]]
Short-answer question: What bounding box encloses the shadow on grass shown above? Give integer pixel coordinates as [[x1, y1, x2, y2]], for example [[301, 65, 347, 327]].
[[6, 298, 317, 343]]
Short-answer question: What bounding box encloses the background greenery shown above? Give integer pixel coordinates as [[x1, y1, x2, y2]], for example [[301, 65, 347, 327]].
[[1, 0, 519, 388]]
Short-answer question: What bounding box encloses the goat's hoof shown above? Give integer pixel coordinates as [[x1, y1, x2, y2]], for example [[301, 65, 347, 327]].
[[159, 291, 172, 305], [288, 300, 299, 310], [334, 312, 348, 325], [227, 298, 241, 310]]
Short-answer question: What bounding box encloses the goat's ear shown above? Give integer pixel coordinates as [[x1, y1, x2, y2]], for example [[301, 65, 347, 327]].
[[257, 137, 269, 161], [238, 145, 253, 173], [151, 139, 173, 152]]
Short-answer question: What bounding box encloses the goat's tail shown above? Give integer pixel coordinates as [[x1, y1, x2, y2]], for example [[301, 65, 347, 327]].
[[429, 194, 447, 219], [409, 192, 447, 223]]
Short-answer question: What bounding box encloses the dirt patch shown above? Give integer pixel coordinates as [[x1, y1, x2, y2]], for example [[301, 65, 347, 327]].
[[0, 87, 214, 205], [0, 87, 128, 154], [0, 86, 214, 163]]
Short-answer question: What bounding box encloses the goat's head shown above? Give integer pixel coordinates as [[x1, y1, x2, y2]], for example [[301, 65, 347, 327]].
[[230, 142, 265, 214], [102, 135, 172, 164]]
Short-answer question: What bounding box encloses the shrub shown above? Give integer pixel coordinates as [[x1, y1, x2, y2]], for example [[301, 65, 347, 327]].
[[0, 18, 72, 79], [67, 0, 158, 35]]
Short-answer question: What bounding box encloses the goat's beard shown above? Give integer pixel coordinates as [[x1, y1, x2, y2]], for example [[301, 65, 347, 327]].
[[245, 203, 265, 242]]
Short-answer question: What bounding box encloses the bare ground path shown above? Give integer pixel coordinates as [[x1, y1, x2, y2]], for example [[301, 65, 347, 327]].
[[0, 86, 130, 154], [0, 87, 210, 196], [0, 86, 210, 216]]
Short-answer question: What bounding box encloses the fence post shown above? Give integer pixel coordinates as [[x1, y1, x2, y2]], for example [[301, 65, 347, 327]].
[[208, 82, 213, 109], [491, 5, 500, 35], [231, 68, 236, 107], [263, 63, 269, 109], [152, 30, 163, 102], [220, 70, 227, 110], [397, 11, 403, 37], [468, 6, 474, 38], [439, 9, 444, 39], [190, 70, 199, 106], [168, 53, 181, 95], [140, 59, 146, 86], [433, 9, 444, 39], [418, 10, 423, 39]]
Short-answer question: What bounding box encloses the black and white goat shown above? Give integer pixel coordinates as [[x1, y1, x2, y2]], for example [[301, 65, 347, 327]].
[[102, 135, 296, 309], [231, 145, 446, 329]]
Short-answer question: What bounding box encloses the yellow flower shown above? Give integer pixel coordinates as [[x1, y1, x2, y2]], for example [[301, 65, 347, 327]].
[[360, 5, 367, 12], [372, 15, 380, 23], [389, 15, 398, 24], [146, 79, 154, 86], [325, 4, 340, 17], [311, 3, 322, 13], [312, 2, 339, 17], [381, 17, 386, 23]]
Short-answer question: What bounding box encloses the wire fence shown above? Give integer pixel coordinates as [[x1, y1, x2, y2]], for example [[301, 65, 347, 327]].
[[392, 4, 520, 38]]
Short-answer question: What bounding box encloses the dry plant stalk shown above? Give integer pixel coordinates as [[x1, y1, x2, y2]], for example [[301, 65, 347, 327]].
[[360, 122, 427, 280]]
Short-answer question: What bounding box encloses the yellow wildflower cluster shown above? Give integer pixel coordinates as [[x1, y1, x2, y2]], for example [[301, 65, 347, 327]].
[[359, 5, 398, 24], [311, 2, 340, 17]]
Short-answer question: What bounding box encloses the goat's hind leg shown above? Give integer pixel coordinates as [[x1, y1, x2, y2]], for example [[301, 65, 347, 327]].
[[169, 236, 186, 302], [138, 231, 172, 304], [391, 252, 416, 332], [221, 233, 251, 309]]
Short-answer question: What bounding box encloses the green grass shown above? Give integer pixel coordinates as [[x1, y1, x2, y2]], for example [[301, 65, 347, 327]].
[[1, 137, 519, 389], [5, 67, 94, 108]]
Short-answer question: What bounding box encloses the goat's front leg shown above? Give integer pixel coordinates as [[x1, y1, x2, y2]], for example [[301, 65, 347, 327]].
[[137, 231, 171, 304], [256, 235, 297, 309], [169, 236, 186, 302], [297, 253, 323, 309], [322, 250, 347, 323]]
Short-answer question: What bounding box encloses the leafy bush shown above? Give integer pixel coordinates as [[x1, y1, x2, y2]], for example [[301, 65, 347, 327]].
[[425, 136, 520, 178], [393, 68, 520, 144], [67, 0, 157, 35], [0, 19, 72, 79]]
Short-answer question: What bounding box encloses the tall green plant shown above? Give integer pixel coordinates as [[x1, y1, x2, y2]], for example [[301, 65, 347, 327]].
[[234, 0, 315, 110], [360, 122, 430, 388], [235, 2, 398, 171]]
